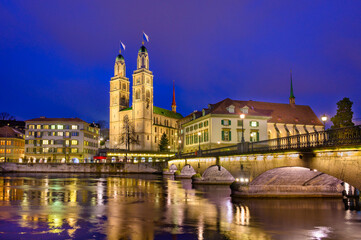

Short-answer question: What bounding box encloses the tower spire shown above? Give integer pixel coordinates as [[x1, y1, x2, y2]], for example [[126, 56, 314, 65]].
[[172, 80, 177, 113], [289, 69, 295, 104]]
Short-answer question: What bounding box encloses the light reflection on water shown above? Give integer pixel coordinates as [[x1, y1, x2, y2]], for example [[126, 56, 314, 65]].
[[0, 173, 360, 239]]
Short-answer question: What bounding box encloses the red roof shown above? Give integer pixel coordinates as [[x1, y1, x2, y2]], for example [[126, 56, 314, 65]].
[[0, 126, 24, 139], [26, 117, 86, 123], [207, 98, 323, 126]]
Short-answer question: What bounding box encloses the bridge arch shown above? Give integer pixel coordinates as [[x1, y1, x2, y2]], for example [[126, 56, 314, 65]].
[[231, 166, 345, 197]]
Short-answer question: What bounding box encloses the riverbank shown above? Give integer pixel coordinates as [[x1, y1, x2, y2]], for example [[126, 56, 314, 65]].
[[0, 162, 165, 174]]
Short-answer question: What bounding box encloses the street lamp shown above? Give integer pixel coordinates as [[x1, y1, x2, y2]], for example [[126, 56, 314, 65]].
[[178, 139, 182, 156], [321, 115, 328, 130], [240, 114, 245, 143], [198, 132, 201, 152], [167, 145, 171, 152]]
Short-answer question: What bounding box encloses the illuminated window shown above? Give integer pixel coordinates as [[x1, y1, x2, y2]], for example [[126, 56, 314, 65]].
[[71, 148, 78, 153], [0, 141, 4, 145], [51, 125, 56, 129], [222, 129, 231, 141], [43, 148, 49, 153], [58, 132, 64, 137], [71, 140, 78, 145], [43, 140, 49, 145], [65, 132, 70, 137], [57, 148, 63, 153], [72, 125, 78, 130], [29, 125, 35, 129], [0, 149, 3, 153], [6, 149, 11, 154], [43, 125, 49, 129], [36, 125, 42, 129], [250, 121, 259, 127], [250, 131, 259, 142], [57, 125, 63, 129], [65, 140, 70, 146], [6, 141, 11, 145]]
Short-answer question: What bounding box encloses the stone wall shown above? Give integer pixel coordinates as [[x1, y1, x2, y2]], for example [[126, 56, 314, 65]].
[[0, 162, 165, 174]]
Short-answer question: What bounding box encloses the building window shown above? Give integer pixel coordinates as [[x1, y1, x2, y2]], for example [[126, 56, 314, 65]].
[[57, 125, 64, 129], [0, 140, 4, 145], [250, 121, 259, 127], [71, 140, 78, 145], [58, 132, 64, 137], [72, 125, 78, 130], [65, 132, 70, 137], [222, 129, 231, 141], [36, 125, 42, 129], [71, 148, 78, 153], [241, 108, 248, 114], [44, 125, 49, 129], [43, 140, 49, 145], [71, 132, 79, 136], [221, 119, 231, 126], [29, 125, 35, 129], [250, 131, 259, 142], [57, 148, 63, 153], [51, 125, 56, 129], [154, 127, 157, 132]]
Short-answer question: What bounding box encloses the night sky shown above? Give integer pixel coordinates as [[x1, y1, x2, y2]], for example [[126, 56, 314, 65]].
[[1, 1, 360, 125]]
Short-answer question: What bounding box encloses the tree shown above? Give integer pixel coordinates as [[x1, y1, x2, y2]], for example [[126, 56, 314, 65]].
[[159, 133, 169, 152], [0, 112, 15, 120], [331, 97, 355, 129], [119, 115, 139, 151]]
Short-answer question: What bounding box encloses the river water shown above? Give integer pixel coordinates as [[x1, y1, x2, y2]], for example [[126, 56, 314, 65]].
[[0, 173, 360, 240]]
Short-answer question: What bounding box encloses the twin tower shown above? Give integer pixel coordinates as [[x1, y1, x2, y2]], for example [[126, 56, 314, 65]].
[[109, 44, 180, 151]]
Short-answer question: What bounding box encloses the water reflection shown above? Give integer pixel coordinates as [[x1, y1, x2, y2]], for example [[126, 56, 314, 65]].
[[0, 174, 361, 239]]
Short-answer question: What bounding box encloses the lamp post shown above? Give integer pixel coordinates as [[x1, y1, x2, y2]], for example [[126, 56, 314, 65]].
[[178, 139, 182, 156], [240, 114, 245, 143], [198, 132, 201, 152], [321, 115, 328, 131]]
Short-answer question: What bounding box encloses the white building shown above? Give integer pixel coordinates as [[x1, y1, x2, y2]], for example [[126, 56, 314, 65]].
[[180, 97, 324, 153]]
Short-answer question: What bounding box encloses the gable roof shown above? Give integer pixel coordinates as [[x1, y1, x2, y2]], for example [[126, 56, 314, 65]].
[[207, 98, 323, 125], [0, 126, 24, 139], [153, 106, 183, 119]]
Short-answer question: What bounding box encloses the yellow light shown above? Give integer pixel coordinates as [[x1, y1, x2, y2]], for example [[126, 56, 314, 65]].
[[240, 114, 245, 119]]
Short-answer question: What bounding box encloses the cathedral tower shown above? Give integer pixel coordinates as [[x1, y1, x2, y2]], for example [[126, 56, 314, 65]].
[[132, 44, 154, 150], [109, 51, 130, 148]]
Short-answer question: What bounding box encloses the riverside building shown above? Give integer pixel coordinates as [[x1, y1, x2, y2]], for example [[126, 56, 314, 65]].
[[109, 44, 183, 152], [180, 77, 324, 153], [0, 126, 25, 162], [25, 117, 99, 162]]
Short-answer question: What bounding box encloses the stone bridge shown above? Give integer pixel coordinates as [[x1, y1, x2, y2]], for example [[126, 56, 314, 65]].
[[169, 148, 361, 190], [169, 125, 361, 190]]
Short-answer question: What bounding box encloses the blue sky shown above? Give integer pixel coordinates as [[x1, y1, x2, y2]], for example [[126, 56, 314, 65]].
[[1, 0, 360, 125]]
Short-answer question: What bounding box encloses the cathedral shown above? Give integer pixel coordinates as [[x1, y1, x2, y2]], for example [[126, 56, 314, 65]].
[[109, 44, 183, 152]]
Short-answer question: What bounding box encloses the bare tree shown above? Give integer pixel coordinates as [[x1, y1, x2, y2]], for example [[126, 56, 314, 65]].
[[120, 115, 139, 151], [0, 112, 15, 121]]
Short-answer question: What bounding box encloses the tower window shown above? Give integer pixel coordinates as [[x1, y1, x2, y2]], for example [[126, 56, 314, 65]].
[[135, 90, 140, 99]]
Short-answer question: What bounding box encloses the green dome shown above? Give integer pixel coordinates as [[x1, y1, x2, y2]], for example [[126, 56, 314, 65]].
[[115, 54, 124, 62], [139, 45, 147, 53]]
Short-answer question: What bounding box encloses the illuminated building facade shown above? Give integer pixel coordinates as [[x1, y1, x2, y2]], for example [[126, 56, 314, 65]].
[[25, 117, 99, 162], [109, 44, 183, 151], [0, 126, 25, 161], [181, 98, 323, 153]]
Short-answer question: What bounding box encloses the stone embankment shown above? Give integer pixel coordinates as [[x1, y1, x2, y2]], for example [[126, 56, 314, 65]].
[[0, 162, 165, 174]]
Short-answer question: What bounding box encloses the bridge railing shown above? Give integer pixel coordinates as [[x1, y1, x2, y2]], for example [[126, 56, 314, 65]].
[[177, 125, 361, 158]]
